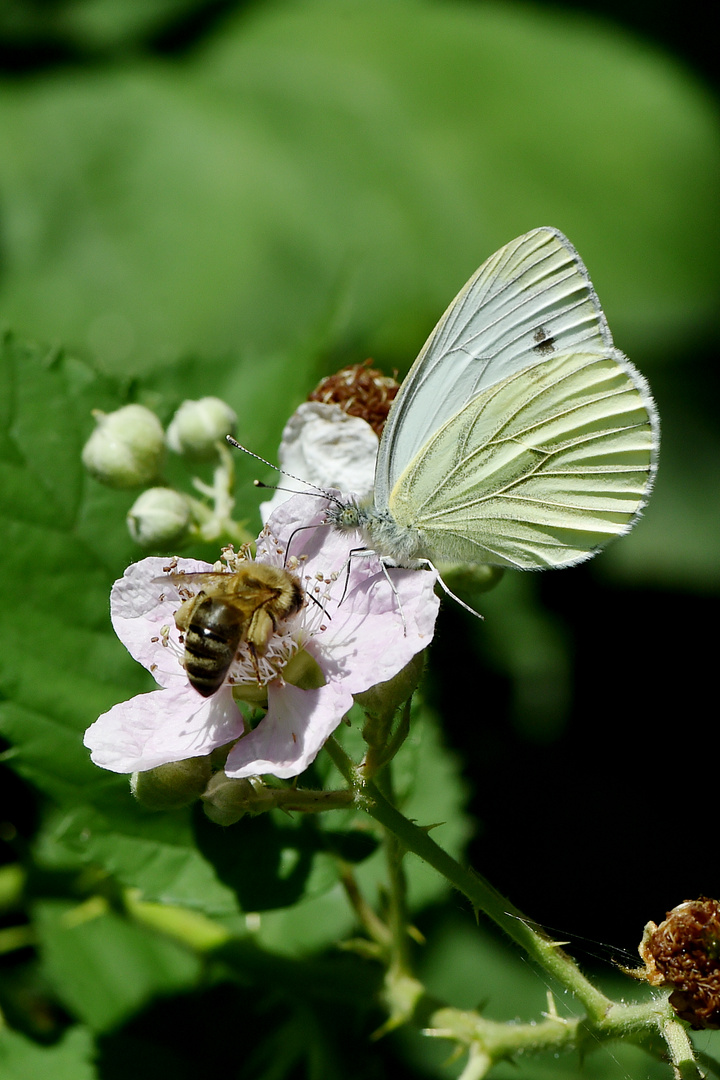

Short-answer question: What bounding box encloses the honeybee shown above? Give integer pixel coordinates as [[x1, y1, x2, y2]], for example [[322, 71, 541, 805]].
[[171, 564, 304, 697]]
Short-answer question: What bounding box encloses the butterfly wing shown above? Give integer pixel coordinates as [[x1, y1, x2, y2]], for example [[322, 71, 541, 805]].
[[387, 348, 658, 569], [375, 228, 615, 507]]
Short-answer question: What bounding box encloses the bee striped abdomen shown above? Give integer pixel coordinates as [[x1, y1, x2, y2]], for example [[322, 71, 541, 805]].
[[170, 563, 305, 698], [182, 596, 244, 697]]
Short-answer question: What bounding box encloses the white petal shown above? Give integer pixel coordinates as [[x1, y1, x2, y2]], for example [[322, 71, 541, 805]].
[[306, 565, 439, 694], [224, 681, 353, 779], [260, 402, 378, 522], [111, 556, 211, 687], [84, 683, 245, 774]]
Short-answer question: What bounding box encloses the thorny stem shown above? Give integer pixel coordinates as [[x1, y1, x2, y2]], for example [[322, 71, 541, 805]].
[[102, 733, 700, 1079], [662, 1017, 706, 1079], [375, 764, 414, 979], [324, 735, 699, 1074], [325, 736, 609, 1016], [370, 761, 426, 1033]]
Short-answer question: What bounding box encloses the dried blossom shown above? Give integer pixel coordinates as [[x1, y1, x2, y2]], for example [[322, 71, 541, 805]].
[[634, 898, 720, 1029], [309, 360, 399, 437]]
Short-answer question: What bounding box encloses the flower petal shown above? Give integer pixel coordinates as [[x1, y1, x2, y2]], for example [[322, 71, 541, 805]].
[[111, 556, 210, 687], [87, 488, 440, 782], [260, 402, 378, 522], [225, 680, 353, 779], [84, 683, 245, 773], [260, 491, 439, 686], [306, 565, 438, 695]]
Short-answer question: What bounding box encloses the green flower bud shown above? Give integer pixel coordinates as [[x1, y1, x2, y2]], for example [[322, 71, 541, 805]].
[[282, 648, 327, 691], [438, 562, 505, 608], [201, 771, 276, 825], [166, 397, 237, 460], [82, 404, 165, 488], [354, 650, 425, 723], [131, 756, 213, 810], [127, 487, 192, 548]]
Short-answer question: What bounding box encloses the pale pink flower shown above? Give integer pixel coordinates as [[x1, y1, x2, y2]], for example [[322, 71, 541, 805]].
[[84, 493, 439, 780], [259, 402, 378, 523]]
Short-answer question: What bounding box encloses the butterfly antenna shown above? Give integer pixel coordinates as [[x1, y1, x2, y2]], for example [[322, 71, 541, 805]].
[[226, 436, 342, 507], [255, 480, 315, 497]]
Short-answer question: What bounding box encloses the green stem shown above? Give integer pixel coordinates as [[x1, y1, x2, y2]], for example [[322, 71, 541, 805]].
[[325, 735, 611, 1019], [338, 863, 392, 950], [325, 735, 699, 1073], [271, 787, 354, 813], [375, 764, 414, 979], [662, 1016, 705, 1079], [189, 440, 253, 546]]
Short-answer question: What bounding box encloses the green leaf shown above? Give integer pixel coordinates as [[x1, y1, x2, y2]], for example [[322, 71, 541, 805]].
[[0, 1025, 96, 1080], [0, 334, 377, 920], [0, 338, 144, 803], [33, 898, 201, 1033], [45, 800, 246, 919], [253, 699, 473, 956], [45, 793, 376, 920], [0, 0, 716, 376]]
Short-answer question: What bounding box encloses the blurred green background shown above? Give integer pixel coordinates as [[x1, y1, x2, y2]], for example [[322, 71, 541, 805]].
[[0, 0, 718, 1076]]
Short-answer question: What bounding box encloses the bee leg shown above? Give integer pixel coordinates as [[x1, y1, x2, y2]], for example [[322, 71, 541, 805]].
[[247, 642, 262, 683], [378, 561, 407, 636], [247, 609, 274, 654], [173, 596, 196, 633]]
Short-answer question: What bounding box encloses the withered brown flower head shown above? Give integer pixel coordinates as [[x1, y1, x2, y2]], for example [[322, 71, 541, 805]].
[[634, 898, 720, 1029], [308, 361, 399, 438]]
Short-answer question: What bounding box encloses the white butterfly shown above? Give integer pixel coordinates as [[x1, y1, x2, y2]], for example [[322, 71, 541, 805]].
[[325, 227, 659, 580]]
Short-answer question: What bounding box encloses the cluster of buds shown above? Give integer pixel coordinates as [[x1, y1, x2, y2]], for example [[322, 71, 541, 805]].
[[132, 763, 357, 825], [82, 365, 399, 550], [81, 397, 242, 549]]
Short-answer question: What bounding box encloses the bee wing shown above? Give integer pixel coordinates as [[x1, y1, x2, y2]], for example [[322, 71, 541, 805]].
[[164, 571, 231, 586]]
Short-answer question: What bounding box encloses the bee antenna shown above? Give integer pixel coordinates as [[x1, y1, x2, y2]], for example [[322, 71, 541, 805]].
[[226, 436, 343, 507]]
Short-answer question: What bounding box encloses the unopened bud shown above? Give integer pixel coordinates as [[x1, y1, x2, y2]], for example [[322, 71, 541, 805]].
[[82, 404, 165, 488], [127, 487, 192, 548], [131, 756, 212, 810], [439, 562, 505, 606], [166, 397, 237, 460], [354, 651, 425, 723], [202, 771, 276, 825]]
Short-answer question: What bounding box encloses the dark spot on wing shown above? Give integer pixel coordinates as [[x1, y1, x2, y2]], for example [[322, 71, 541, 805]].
[[533, 327, 555, 354]]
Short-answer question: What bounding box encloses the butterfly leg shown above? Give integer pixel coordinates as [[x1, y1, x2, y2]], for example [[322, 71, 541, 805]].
[[338, 547, 409, 635], [415, 560, 485, 621]]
